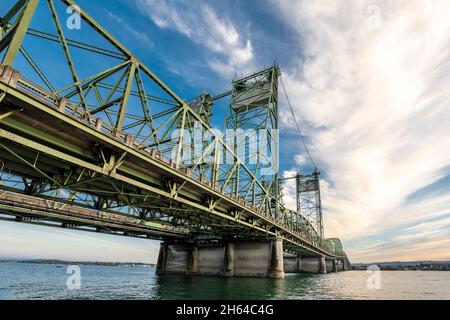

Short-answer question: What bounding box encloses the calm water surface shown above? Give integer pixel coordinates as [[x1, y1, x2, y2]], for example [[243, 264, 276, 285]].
[[0, 262, 449, 300]]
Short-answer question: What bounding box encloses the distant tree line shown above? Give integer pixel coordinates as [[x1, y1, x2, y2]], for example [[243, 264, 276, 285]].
[[352, 262, 450, 271]]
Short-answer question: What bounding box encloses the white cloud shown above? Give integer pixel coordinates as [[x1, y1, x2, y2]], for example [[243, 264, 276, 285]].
[[281, 170, 298, 211], [136, 0, 254, 77], [276, 0, 450, 262], [294, 154, 307, 166]]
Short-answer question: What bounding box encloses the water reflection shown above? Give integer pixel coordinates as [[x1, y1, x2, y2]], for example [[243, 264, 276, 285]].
[[155, 274, 287, 300]]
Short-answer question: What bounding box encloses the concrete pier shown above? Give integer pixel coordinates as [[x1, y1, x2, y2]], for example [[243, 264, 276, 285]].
[[156, 242, 167, 272], [283, 255, 302, 273], [222, 242, 235, 276], [156, 239, 285, 278], [326, 258, 333, 273], [297, 256, 302, 272], [320, 256, 327, 274], [190, 247, 199, 274], [342, 258, 351, 271], [268, 239, 284, 278], [298, 257, 320, 273], [284, 256, 347, 274], [157, 240, 350, 277]]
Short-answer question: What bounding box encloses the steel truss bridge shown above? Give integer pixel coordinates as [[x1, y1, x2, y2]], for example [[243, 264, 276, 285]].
[[0, 0, 347, 260]]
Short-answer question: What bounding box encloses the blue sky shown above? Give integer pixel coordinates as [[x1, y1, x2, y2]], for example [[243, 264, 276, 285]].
[[1, 0, 450, 263]]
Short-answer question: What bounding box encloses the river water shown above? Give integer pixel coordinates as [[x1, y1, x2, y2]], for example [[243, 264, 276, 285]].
[[0, 262, 449, 300]]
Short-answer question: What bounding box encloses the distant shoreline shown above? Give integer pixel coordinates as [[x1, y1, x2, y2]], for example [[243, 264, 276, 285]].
[[2, 259, 449, 271], [352, 261, 450, 271], [0, 259, 155, 267]]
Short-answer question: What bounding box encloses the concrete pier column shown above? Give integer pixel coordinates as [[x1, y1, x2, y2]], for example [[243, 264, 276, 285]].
[[268, 238, 285, 278], [342, 258, 347, 271], [333, 259, 338, 273], [320, 256, 327, 274], [296, 256, 302, 273], [345, 259, 351, 271], [156, 242, 167, 274], [190, 247, 199, 274], [222, 242, 235, 276]]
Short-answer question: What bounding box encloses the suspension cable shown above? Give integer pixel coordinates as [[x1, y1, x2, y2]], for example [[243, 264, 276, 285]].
[[280, 76, 318, 171]]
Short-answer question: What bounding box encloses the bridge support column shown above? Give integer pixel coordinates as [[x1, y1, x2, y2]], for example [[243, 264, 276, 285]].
[[342, 258, 351, 271], [341, 258, 350, 271], [190, 247, 199, 274], [268, 238, 284, 278], [156, 242, 167, 275], [284, 256, 344, 274], [320, 256, 327, 274], [222, 242, 235, 277], [156, 239, 285, 278]]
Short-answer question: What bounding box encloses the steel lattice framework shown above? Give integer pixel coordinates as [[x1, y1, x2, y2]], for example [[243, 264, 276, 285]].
[[0, 0, 346, 258], [223, 66, 280, 219], [297, 171, 324, 239]]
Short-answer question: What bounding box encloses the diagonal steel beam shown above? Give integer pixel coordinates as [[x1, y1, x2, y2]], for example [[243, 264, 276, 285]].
[[46, 0, 87, 109], [19, 46, 55, 92], [1, 0, 39, 66], [0, 0, 27, 29], [61, 0, 184, 107], [115, 62, 136, 135]]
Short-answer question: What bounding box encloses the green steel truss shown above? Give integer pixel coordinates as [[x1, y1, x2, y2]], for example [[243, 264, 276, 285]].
[[296, 171, 324, 239], [223, 66, 280, 219], [0, 0, 345, 258]]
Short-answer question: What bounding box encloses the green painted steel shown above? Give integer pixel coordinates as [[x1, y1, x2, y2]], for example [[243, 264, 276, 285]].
[[0, 0, 347, 259], [1, 0, 39, 66], [224, 66, 280, 218]]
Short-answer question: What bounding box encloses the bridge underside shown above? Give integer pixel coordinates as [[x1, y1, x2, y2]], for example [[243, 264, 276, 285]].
[[0, 190, 189, 240]]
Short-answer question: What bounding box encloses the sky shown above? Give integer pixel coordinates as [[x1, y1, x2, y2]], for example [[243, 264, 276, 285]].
[[1, 0, 450, 263]]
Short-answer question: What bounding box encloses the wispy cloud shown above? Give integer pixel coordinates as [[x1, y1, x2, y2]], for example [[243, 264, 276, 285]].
[[276, 0, 450, 262], [107, 12, 154, 49], [135, 0, 254, 78]]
